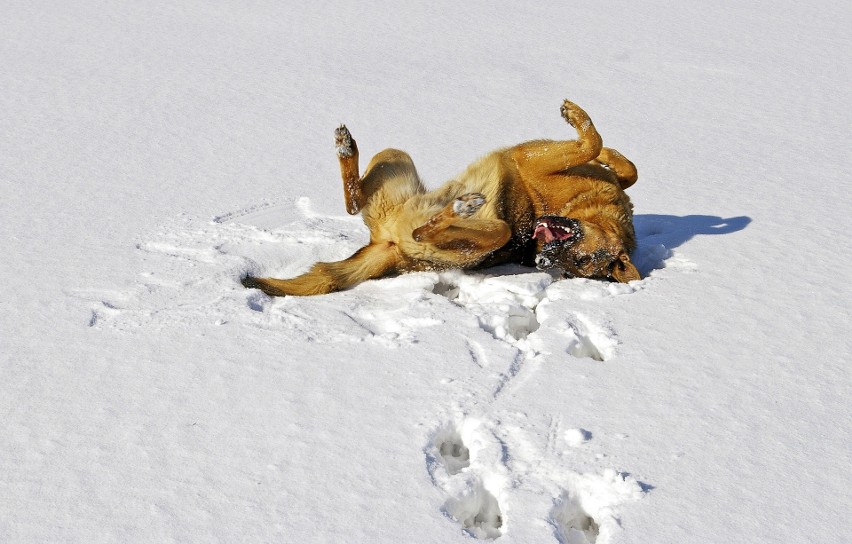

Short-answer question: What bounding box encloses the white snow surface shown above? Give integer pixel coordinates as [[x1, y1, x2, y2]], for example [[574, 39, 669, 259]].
[[2, 1, 851, 542]]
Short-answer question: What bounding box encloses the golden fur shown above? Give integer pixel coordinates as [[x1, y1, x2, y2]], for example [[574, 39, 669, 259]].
[[242, 100, 640, 296]]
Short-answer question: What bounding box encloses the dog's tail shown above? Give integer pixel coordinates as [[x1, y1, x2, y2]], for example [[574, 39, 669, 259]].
[[242, 242, 402, 296]]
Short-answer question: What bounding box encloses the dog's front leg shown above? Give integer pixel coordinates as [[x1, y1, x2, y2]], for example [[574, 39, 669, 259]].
[[413, 193, 511, 258], [412, 193, 486, 241]]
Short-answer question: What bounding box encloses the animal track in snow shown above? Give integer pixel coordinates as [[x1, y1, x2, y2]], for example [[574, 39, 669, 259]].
[[425, 419, 647, 542], [430, 269, 619, 363], [427, 268, 623, 403], [549, 470, 647, 544], [445, 481, 504, 539], [556, 313, 618, 362], [434, 428, 471, 476], [427, 423, 471, 482], [551, 491, 600, 544], [426, 421, 506, 539], [430, 269, 546, 344], [430, 274, 537, 355]]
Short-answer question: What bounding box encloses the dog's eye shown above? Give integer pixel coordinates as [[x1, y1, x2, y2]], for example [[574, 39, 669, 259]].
[[576, 255, 592, 267]]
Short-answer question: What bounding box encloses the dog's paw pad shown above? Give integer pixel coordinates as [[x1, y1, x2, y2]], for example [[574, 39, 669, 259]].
[[453, 193, 486, 217], [560, 100, 580, 128], [335, 124, 354, 158]]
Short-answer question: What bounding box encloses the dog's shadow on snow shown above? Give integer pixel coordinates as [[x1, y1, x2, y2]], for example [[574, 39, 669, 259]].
[[633, 214, 752, 275]]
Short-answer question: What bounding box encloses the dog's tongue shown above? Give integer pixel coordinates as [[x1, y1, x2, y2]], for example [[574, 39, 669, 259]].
[[533, 223, 572, 243], [533, 224, 555, 243]]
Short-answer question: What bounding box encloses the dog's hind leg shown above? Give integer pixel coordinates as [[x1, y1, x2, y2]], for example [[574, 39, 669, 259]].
[[595, 147, 638, 190], [335, 125, 364, 215], [242, 130, 425, 296], [510, 100, 603, 178], [357, 148, 426, 236], [335, 125, 425, 224]]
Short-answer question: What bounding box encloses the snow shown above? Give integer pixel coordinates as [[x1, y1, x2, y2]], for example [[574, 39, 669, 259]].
[[2, 1, 851, 542]]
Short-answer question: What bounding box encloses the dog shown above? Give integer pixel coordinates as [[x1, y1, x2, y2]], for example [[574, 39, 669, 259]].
[[242, 100, 640, 296]]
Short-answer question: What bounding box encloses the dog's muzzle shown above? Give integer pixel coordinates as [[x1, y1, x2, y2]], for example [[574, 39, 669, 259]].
[[533, 216, 581, 270]]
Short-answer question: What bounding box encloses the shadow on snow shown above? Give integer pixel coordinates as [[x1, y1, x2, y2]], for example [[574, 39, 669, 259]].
[[632, 213, 752, 275]]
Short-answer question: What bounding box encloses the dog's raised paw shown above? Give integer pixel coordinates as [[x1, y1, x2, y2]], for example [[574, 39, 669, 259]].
[[560, 100, 580, 128], [335, 124, 354, 158], [453, 193, 486, 217]]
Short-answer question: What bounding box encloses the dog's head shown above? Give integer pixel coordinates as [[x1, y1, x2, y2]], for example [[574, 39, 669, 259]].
[[532, 215, 640, 283]]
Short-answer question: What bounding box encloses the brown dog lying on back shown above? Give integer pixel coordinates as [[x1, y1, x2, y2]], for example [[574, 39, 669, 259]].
[[242, 100, 640, 296]]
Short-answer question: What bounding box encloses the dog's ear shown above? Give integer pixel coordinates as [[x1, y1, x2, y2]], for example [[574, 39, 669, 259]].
[[611, 252, 641, 283]]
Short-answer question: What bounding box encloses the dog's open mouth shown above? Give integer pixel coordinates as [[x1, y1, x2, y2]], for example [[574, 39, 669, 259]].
[[533, 216, 577, 243]]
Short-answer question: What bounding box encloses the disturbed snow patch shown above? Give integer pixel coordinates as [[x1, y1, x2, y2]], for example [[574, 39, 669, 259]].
[[435, 429, 471, 476], [553, 494, 600, 544], [445, 481, 504, 540], [430, 268, 548, 343], [425, 268, 624, 402], [430, 269, 620, 363], [550, 471, 646, 544], [73, 197, 656, 541], [426, 420, 507, 540], [81, 197, 646, 366], [425, 417, 648, 542]]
